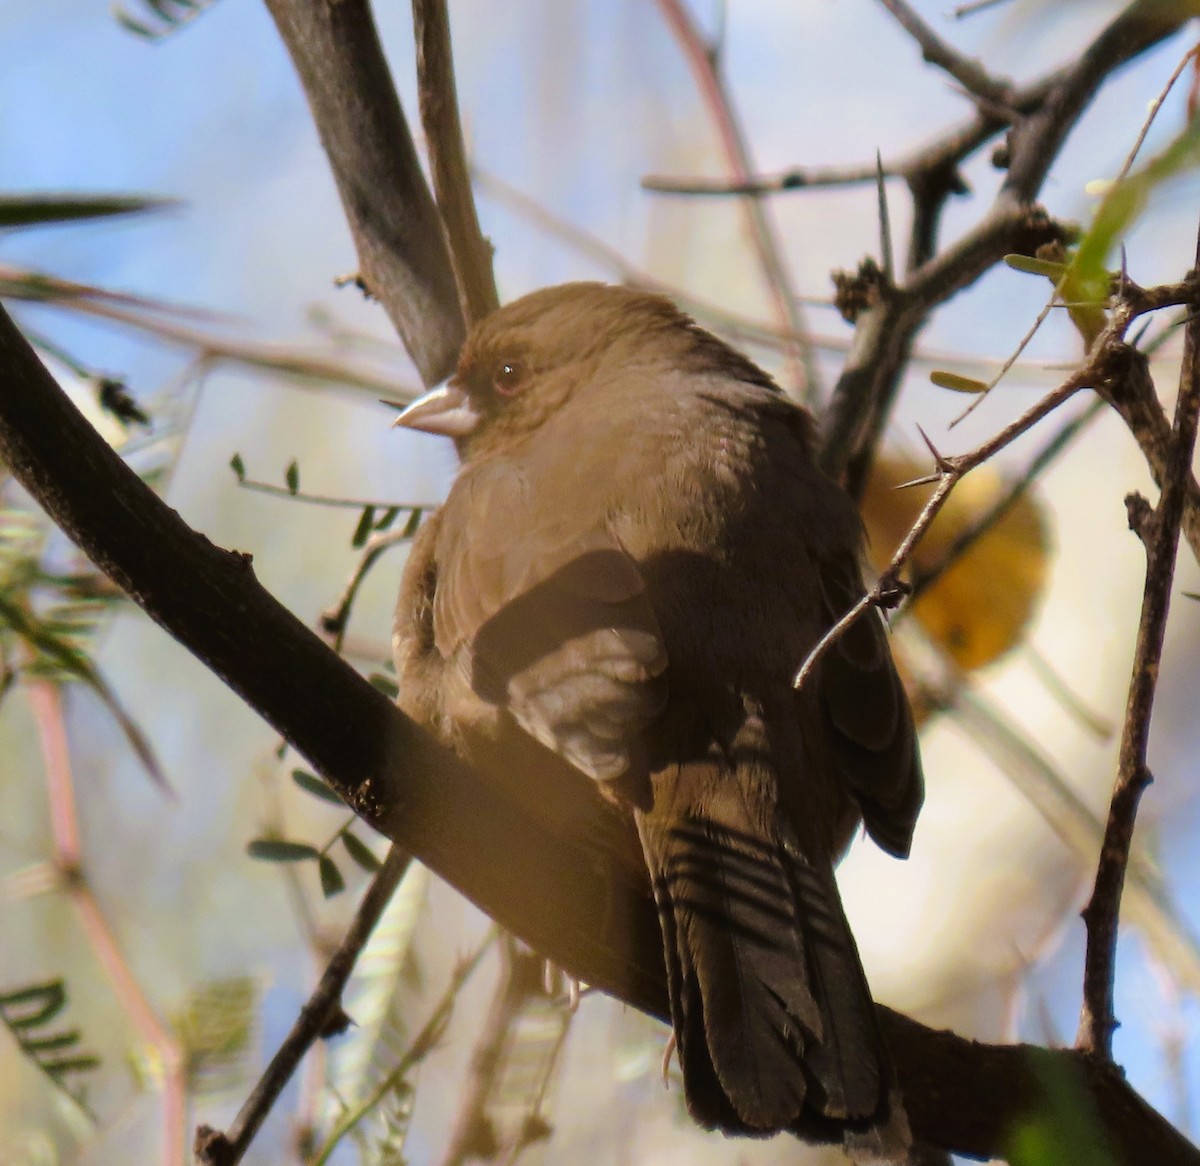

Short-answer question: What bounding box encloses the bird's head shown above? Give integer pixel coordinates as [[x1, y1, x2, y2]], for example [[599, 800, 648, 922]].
[[392, 282, 772, 460]]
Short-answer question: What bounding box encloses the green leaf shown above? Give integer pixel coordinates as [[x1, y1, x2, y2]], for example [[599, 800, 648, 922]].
[[1005, 254, 1068, 280], [42, 1055, 102, 1078], [1073, 113, 1200, 305], [930, 370, 989, 394], [0, 980, 67, 1028], [172, 975, 258, 1095], [319, 855, 346, 898], [369, 672, 399, 700], [23, 1031, 82, 1053], [229, 453, 245, 482], [352, 505, 376, 548], [112, 9, 158, 37], [285, 459, 300, 495], [247, 838, 320, 863], [341, 830, 383, 873], [291, 769, 346, 806], [401, 508, 423, 539], [1007, 1050, 1118, 1166], [0, 194, 175, 230], [374, 505, 402, 531]]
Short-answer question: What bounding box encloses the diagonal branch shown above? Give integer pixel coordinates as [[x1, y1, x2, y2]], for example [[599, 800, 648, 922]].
[[262, 0, 464, 385], [195, 847, 413, 1166]]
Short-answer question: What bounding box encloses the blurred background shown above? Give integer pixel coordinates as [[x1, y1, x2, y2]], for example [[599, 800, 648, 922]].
[[2, 0, 1200, 1163]]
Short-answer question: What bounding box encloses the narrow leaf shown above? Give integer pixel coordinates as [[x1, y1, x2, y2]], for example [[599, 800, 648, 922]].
[[0, 980, 68, 1028], [1004, 254, 1068, 280], [247, 839, 320, 863], [23, 1031, 82, 1054], [341, 830, 383, 873], [930, 370, 989, 394], [42, 1055, 102, 1078], [0, 194, 176, 230], [352, 506, 376, 548], [285, 459, 300, 494], [229, 453, 245, 482], [369, 672, 399, 700], [292, 769, 346, 806], [401, 508, 423, 539], [374, 506, 401, 531], [319, 855, 346, 898]]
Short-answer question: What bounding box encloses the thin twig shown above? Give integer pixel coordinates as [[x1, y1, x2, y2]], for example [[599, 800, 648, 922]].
[[1077, 224, 1200, 1061], [876, 151, 895, 286], [877, 0, 1012, 106], [642, 160, 887, 195], [905, 396, 1105, 609], [652, 0, 818, 398], [322, 520, 426, 652], [194, 846, 413, 1166], [2, 264, 421, 401], [798, 351, 1108, 688], [309, 929, 496, 1166], [412, 0, 499, 324], [436, 937, 556, 1166]]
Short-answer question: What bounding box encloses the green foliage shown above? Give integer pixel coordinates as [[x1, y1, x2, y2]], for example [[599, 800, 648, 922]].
[[0, 980, 100, 1117], [112, 0, 220, 41], [319, 854, 346, 898], [0, 514, 167, 788], [930, 370, 989, 394], [342, 831, 384, 873], [1008, 1051, 1118, 1166], [172, 976, 259, 1097], [247, 838, 321, 863], [352, 506, 377, 548], [0, 194, 175, 230], [292, 768, 347, 806]]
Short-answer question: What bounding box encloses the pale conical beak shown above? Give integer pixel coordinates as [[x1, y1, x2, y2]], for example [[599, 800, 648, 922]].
[[392, 383, 481, 438]]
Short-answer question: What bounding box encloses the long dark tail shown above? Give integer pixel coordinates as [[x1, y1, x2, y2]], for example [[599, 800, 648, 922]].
[[637, 762, 908, 1158]]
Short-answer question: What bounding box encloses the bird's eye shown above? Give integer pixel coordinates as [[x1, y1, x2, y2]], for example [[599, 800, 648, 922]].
[[493, 361, 524, 396]]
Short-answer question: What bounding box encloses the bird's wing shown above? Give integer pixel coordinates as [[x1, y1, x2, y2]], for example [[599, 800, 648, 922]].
[[433, 460, 668, 782], [813, 554, 923, 858]]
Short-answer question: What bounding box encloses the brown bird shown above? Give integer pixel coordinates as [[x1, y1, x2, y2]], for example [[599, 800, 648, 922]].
[[391, 283, 923, 1158]]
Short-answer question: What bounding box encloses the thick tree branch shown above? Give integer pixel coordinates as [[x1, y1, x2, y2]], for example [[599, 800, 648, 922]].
[[412, 0, 499, 325], [0, 288, 1196, 1164], [262, 0, 464, 385]]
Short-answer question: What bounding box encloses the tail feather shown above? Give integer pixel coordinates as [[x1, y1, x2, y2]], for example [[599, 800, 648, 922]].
[[637, 762, 907, 1158]]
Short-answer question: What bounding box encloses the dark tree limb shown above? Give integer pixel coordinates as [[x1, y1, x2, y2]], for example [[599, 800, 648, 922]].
[[878, 0, 1013, 107], [816, 0, 1190, 496], [195, 847, 412, 1166], [262, 0, 464, 385], [1078, 230, 1200, 1059], [0, 293, 1197, 1164], [412, 0, 500, 325]]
